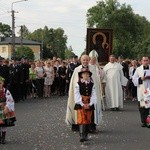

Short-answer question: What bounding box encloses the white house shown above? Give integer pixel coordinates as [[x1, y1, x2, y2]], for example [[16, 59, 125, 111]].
[[0, 37, 41, 60]]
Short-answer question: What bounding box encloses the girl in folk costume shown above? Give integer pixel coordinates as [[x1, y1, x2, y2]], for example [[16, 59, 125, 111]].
[[66, 55, 102, 133], [74, 68, 97, 142], [0, 76, 16, 144]]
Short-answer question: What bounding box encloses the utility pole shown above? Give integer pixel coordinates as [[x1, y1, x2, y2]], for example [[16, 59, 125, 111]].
[[11, 10, 15, 58], [41, 33, 43, 59], [11, 0, 28, 59], [20, 25, 23, 47]]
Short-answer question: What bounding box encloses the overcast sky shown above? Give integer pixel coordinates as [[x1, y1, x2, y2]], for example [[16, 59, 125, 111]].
[[0, 0, 150, 56]]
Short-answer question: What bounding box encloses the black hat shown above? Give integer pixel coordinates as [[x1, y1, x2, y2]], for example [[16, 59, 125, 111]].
[[72, 55, 78, 59], [118, 55, 123, 59], [78, 68, 92, 78]]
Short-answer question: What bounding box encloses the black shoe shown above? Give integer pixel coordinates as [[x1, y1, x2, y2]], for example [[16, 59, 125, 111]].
[[1, 132, 6, 144], [80, 137, 84, 142], [141, 123, 147, 127], [110, 108, 115, 111], [116, 108, 120, 111], [84, 133, 89, 141], [1, 139, 6, 144], [79, 125, 85, 142], [71, 124, 79, 131], [88, 124, 96, 133]]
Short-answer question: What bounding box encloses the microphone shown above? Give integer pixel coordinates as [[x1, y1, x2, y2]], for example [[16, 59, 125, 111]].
[[144, 71, 146, 76]]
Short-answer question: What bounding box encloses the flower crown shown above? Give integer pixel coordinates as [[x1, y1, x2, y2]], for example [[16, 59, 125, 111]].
[[0, 76, 5, 81]]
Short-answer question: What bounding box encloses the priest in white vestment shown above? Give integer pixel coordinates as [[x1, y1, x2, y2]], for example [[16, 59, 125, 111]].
[[89, 54, 105, 110], [103, 55, 128, 110], [65, 55, 103, 131]]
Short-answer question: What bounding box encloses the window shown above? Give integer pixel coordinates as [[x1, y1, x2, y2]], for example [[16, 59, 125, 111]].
[[2, 47, 6, 53]]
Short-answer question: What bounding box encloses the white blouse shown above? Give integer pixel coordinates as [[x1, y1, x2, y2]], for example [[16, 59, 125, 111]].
[[5, 89, 15, 111], [74, 82, 97, 106]]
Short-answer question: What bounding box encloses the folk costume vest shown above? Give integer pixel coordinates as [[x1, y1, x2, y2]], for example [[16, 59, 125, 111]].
[[74, 80, 94, 124]]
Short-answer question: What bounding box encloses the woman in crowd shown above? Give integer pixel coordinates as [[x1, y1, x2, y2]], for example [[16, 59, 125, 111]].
[[129, 60, 137, 101], [35, 61, 46, 98], [58, 61, 67, 96], [29, 62, 37, 98], [44, 60, 54, 98], [51, 60, 60, 95]]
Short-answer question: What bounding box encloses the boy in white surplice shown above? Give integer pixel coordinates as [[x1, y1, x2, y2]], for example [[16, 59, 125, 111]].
[[132, 56, 150, 127]]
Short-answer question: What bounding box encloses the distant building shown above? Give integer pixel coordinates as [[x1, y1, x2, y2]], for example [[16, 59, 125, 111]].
[[0, 37, 41, 60]]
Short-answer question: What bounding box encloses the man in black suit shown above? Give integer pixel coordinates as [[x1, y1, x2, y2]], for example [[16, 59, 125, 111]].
[[118, 56, 129, 100], [118, 56, 129, 79], [66, 55, 80, 93], [9, 58, 21, 102], [19, 58, 30, 100], [0, 59, 3, 77], [0, 59, 10, 88]]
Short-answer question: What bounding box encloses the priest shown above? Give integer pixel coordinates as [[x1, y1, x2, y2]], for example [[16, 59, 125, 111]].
[[65, 55, 103, 132], [103, 54, 128, 111]]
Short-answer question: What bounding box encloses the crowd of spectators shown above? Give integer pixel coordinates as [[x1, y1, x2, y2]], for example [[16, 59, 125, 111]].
[[0, 56, 80, 102], [0, 55, 140, 103]]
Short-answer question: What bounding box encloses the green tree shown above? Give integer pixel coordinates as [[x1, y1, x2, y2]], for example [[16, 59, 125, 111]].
[[26, 26, 67, 59], [18, 25, 30, 39], [0, 22, 11, 37], [14, 46, 34, 60], [65, 46, 75, 59], [133, 35, 150, 59], [87, 0, 150, 58]]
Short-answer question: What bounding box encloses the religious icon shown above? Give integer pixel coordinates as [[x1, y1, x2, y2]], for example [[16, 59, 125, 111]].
[[86, 28, 113, 63]]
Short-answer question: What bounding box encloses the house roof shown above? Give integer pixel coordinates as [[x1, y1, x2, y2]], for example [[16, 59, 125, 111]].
[[0, 37, 41, 45]]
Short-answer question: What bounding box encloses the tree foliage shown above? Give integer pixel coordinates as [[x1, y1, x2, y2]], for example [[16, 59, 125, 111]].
[[0, 22, 11, 37], [26, 26, 68, 59], [18, 25, 30, 39], [15, 46, 34, 60], [87, 0, 150, 58], [65, 46, 75, 59]]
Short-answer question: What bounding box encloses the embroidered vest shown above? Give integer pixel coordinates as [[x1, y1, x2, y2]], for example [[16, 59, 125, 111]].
[[78, 80, 93, 96]]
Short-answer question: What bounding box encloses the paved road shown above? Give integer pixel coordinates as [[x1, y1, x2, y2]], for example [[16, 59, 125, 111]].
[[1, 96, 150, 150]]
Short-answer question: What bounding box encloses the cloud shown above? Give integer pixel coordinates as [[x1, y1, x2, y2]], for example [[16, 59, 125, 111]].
[[0, 0, 150, 56]]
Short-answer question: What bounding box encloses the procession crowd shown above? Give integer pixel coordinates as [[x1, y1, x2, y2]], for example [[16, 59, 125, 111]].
[[1, 53, 150, 143], [0, 55, 138, 102]]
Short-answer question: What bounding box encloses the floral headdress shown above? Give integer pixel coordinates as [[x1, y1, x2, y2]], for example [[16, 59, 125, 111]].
[[0, 76, 5, 81]]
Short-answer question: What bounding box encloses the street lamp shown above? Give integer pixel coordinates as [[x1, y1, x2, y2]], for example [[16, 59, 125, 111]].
[[11, 0, 28, 58]]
